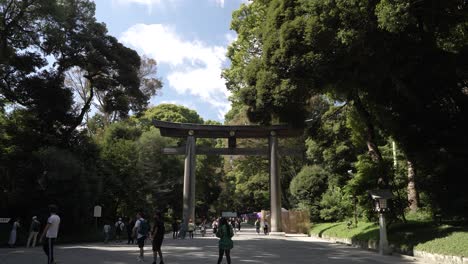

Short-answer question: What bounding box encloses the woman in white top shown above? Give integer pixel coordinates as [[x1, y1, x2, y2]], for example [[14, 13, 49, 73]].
[[8, 218, 21, 247]]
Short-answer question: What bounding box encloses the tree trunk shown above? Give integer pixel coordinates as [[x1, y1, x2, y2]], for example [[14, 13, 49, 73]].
[[407, 160, 419, 211], [352, 93, 387, 187]]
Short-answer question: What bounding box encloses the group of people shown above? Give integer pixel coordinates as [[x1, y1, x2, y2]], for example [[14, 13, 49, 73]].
[[103, 217, 136, 244], [211, 217, 243, 236], [131, 211, 165, 264], [255, 218, 269, 235], [102, 211, 166, 263], [7, 204, 61, 264], [7, 216, 41, 248], [6, 208, 237, 264], [130, 212, 234, 264]]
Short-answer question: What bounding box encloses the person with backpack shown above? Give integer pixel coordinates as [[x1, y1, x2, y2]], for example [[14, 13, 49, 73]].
[[151, 211, 165, 264], [216, 217, 234, 264], [27, 216, 41, 248], [133, 211, 150, 262], [115, 218, 124, 242]]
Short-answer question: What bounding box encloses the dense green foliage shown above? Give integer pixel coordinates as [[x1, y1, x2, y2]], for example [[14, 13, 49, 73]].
[[1, 0, 467, 248], [225, 0, 468, 221], [0, 1, 223, 240]]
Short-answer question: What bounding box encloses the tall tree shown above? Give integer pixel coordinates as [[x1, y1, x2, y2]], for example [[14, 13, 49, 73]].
[[225, 0, 468, 198], [0, 0, 145, 138]]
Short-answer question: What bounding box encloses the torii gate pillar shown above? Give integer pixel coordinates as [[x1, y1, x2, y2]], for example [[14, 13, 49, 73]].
[[269, 131, 282, 233], [183, 132, 196, 225]]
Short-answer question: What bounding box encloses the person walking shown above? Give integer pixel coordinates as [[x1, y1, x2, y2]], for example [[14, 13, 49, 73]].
[[187, 219, 195, 239], [216, 217, 233, 264], [171, 219, 178, 239], [40, 204, 61, 264], [255, 219, 260, 235], [200, 219, 207, 237], [178, 220, 186, 239], [263, 221, 269, 235], [212, 219, 218, 237], [27, 216, 41, 248], [230, 219, 236, 235], [103, 223, 111, 243], [8, 218, 21, 248], [151, 211, 165, 264], [115, 218, 124, 242], [133, 211, 150, 262], [126, 218, 135, 244]]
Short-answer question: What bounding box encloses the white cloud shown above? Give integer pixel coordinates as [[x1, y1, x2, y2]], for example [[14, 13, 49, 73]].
[[212, 0, 251, 8], [225, 32, 237, 44], [214, 0, 225, 8], [111, 0, 176, 13], [120, 24, 231, 120]]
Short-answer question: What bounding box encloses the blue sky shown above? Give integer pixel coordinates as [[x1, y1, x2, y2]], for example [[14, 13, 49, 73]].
[[92, 0, 248, 122]]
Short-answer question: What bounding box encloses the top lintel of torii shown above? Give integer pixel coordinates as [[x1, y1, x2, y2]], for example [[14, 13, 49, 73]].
[[153, 120, 303, 138]]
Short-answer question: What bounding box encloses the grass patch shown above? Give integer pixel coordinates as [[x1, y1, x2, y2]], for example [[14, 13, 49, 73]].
[[415, 232, 468, 257], [311, 222, 378, 240], [310, 221, 468, 257]]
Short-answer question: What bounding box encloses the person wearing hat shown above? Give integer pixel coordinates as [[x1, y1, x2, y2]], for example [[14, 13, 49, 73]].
[[115, 217, 124, 242], [27, 216, 41, 248]]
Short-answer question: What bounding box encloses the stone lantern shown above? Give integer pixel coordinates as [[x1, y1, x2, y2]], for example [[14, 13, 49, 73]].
[[368, 189, 394, 255]]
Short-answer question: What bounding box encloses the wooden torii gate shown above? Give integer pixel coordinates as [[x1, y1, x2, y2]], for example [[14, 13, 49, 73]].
[[153, 120, 302, 234]]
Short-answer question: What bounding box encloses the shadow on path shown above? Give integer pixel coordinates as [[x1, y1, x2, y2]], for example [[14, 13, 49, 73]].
[[0, 228, 423, 264]]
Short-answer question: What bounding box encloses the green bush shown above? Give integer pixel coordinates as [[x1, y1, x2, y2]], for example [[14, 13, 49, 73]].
[[310, 221, 468, 257], [319, 186, 352, 221]]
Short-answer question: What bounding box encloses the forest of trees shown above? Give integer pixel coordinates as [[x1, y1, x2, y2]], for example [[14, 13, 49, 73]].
[[1, 0, 467, 239]]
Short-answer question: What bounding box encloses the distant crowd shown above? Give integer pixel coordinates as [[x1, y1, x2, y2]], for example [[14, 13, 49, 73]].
[[6, 207, 270, 264]]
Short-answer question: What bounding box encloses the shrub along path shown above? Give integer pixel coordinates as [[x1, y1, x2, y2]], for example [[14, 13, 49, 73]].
[[310, 221, 468, 257]]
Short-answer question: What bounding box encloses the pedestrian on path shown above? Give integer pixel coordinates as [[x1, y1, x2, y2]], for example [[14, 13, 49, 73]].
[[27, 216, 41, 248], [115, 218, 124, 242], [263, 221, 269, 235], [187, 219, 195, 239], [126, 218, 135, 244], [40, 204, 61, 264], [178, 220, 187, 239], [133, 211, 150, 262], [103, 223, 111, 243], [216, 217, 233, 264], [8, 218, 21, 248], [151, 211, 165, 264], [255, 219, 260, 235], [230, 218, 237, 235], [212, 218, 218, 237], [172, 219, 179, 239]]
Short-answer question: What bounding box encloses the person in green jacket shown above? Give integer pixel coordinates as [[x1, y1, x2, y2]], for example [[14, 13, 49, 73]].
[[216, 217, 233, 264]]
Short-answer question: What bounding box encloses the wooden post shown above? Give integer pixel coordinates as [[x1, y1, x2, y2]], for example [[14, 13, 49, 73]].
[[183, 132, 196, 227], [269, 131, 282, 233]]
